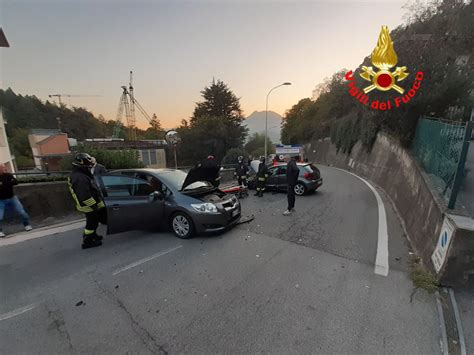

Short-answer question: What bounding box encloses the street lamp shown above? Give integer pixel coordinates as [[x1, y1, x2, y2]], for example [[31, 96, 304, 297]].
[[265, 82, 291, 159]]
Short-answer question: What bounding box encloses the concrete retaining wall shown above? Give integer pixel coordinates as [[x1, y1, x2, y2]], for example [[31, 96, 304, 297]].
[[14, 181, 78, 220], [306, 134, 474, 286], [12, 169, 236, 221]]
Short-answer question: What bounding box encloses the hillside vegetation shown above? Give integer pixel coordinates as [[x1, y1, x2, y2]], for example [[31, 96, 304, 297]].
[[281, 0, 473, 153]]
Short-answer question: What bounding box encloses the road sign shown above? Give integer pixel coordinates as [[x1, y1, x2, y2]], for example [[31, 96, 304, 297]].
[[431, 216, 456, 273]]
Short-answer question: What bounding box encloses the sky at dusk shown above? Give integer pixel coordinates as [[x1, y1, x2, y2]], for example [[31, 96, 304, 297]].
[[1, 0, 410, 129]]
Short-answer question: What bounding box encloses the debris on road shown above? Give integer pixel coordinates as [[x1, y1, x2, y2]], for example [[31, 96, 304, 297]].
[[75, 301, 85, 307], [237, 215, 255, 224]]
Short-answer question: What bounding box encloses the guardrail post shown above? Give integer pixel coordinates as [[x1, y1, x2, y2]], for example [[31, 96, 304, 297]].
[[448, 121, 473, 209]]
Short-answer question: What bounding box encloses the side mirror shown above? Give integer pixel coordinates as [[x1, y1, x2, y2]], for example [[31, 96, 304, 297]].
[[149, 190, 164, 202]]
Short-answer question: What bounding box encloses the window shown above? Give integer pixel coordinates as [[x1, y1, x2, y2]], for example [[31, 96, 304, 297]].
[[276, 167, 287, 176], [150, 151, 157, 165], [102, 175, 153, 197]]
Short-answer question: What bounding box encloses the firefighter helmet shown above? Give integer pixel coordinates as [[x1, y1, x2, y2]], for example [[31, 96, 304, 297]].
[[72, 153, 94, 168]]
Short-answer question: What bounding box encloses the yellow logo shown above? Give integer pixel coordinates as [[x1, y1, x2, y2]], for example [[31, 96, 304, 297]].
[[360, 26, 409, 94]]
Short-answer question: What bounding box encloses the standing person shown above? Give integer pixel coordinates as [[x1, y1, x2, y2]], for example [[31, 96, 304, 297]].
[[234, 156, 249, 187], [283, 156, 300, 215], [91, 156, 107, 176], [202, 155, 221, 188], [68, 153, 105, 249], [234, 156, 249, 197], [0, 164, 32, 237], [254, 156, 269, 197]]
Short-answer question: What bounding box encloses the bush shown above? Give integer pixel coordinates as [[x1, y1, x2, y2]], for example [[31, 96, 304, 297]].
[[60, 147, 144, 170], [222, 148, 248, 165]]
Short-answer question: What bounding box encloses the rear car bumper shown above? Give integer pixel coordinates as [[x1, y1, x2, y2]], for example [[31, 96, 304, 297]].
[[192, 204, 241, 234], [305, 178, 323, 191]]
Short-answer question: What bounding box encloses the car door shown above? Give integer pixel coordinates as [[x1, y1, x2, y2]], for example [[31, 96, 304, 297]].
[[266, 167, 279, 189], [276, 166, 288, 191], [100, 175, 165, 235]]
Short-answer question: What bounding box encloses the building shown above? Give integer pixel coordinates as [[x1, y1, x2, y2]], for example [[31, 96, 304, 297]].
[[28, 129, 71, 171], [84, 139, 167, 168], [0, 27, 15, 172]]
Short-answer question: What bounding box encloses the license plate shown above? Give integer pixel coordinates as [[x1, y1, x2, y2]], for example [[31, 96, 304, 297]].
[[232, 209, 239, 217]]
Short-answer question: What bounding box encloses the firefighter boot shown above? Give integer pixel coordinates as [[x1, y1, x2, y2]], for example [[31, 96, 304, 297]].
[[254, 190, 260, 196], [92, 232, 103, 241], [82, 234, 102, 249]]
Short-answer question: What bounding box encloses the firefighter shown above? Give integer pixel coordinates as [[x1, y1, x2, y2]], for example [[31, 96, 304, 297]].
[[234, 156, 249, 187], [68, 153, 106, 249], [234, 156, 249, 197], [254, 156, 269, 197]]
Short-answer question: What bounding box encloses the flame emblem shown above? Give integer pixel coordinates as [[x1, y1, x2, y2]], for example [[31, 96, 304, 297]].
[[360, 26, 409, 94]]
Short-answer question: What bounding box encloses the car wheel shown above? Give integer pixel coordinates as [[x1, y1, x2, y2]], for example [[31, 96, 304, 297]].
[[294, 183, 306, 196], [171, 212, 195, 239]]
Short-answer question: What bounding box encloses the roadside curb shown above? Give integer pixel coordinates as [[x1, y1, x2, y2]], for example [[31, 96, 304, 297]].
[[437, 287, 467, 355], [0, 218, 85, 247]]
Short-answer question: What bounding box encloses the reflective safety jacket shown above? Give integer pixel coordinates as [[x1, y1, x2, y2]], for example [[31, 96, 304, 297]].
[[68, 167, 105, 213], [256, 163, 269, 181]]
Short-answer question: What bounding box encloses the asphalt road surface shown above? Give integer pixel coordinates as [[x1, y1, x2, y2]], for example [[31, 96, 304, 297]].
[[0, 166, 442, 354]]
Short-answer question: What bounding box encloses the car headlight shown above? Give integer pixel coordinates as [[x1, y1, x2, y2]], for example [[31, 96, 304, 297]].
[[191, 202, 219, 214]]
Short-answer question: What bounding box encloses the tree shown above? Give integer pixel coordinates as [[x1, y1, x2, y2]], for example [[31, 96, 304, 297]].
[[191, 79, 244, 125], [244, 133, 275, 158], [222, 148, 248, 165], [176, 79, 248, 165]]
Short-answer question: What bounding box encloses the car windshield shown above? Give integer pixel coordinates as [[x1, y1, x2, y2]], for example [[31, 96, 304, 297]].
[[157, 170, 213, 191]]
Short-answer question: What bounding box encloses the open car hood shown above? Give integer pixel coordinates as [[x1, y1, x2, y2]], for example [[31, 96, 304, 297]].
[[181, 163, 220, 190]]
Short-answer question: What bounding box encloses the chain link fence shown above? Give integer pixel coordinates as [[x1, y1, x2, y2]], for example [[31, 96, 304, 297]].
[[411, 116, 471, 208]]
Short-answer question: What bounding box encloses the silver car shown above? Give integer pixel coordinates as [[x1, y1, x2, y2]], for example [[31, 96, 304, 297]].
[[96, 168, 241, 239]]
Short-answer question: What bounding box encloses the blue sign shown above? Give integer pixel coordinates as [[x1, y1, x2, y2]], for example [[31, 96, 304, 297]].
[[441, 231, 448, 248]]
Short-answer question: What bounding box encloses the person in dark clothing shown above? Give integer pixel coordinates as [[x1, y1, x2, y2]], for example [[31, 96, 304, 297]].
[[234, 156, 249, 197], [0, 164, 32, 237], [254, 156, 269, 197], [68, 153, 106, 249], [283, 156, 300, 215], [201, 155, 221, 188], [91, 156, 107, 176], [234, 156, 249, 187]]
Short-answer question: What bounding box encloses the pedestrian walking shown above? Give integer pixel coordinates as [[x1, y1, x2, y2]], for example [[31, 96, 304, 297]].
[[254, 156, 268, 197], [0, 164, 32, 237], [68, 153, 106, 249], [91, 156, 107, 176], [283, 156, 299, 215]]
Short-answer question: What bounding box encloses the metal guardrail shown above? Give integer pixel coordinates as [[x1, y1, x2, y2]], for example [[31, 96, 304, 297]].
[[13, 171, 71, 178]]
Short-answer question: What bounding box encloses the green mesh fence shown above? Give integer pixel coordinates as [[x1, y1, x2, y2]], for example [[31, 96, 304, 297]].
[[411, 117, 467, 202]]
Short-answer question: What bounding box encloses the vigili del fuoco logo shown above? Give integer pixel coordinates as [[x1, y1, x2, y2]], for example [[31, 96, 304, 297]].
[[345, 26, 424, 110]]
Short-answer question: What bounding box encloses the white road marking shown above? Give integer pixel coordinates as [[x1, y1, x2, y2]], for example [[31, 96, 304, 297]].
[[112, 245, 183, 276], [0, 304, 35, 321], [0, 220, 85, 247], [333, 167, 389, 276]]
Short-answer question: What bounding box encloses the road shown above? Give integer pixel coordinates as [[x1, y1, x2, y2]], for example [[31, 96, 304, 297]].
[[0, 166, 442, 354]]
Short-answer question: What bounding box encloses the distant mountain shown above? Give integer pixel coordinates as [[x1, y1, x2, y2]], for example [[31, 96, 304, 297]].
[[244, 111, 282, 144]]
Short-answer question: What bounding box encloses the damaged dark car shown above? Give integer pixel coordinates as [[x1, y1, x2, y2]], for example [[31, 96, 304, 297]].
[[96, 166, 241, 239]]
